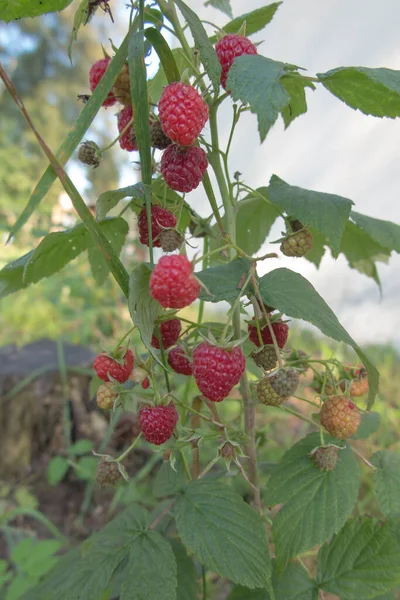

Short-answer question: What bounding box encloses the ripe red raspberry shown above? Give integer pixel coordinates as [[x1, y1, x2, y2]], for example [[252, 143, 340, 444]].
[[320, 395, 361, 440], [94, 349, 134, 383], [168, 345, 193, 375], [150, 255, 200, 309], [117, 105, 137, 151], [89, 57, 117, 107], [161, 144, 208, 193], [97, 382, 118, 410], [151, 318, 182, 349], [139, 402, 179, 445], [215, 34, 257, 90], [193, 342, 246, 402], [138, 206, 177, 248], [158, 82, 208, 146], [141, 377, 150, 389], [248, 320, 289, 349]]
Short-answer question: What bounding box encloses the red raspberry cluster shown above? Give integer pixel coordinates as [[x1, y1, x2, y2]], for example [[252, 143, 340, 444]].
[[158, 82, 209, 194]]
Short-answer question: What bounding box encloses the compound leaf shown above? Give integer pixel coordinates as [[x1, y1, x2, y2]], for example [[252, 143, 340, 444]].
[[317, 518, 400, 599], [175, 479, 271, 589], [265, 434, 359, 571], [317, 67, 400, 118]]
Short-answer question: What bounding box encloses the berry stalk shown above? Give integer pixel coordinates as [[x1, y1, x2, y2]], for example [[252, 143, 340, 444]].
[[208, 103, 261, 509]]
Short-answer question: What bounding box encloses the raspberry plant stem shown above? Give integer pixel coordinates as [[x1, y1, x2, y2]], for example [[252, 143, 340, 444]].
[[208, 104, 262, 509], [351, 445, 376, 470], [115, 432, 143, 463], [251, 280, 284, 369], [191, 397, 202, 479], [98, 117, 134, 153]]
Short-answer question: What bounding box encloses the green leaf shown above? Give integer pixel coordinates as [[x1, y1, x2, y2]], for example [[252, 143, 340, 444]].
[[144, 27, 181, 84], [0, 0, 73, 21], [21, 548, 81, 600], [128, 264, 161, 360], [169, 539, 200, 600], [197, 257, 252, 302], [0, 218, 127, 299], [235, 189, 280, 255], [88, 218, 129, 286], [64, 540, 129, 600], [148, 49, 189, 103], [303, 228, 326, 268], [174, 0, 221, 91], [128, 29, 153, 261], [351, 411, 380, 440], [128, 33, 152, 187], [6, 575, 39, 600], [68, 0, 89, 61], [211, 3, 282, 41], [47, 456, 69, 487], [9, 32, 132, 240], [175, 480, 271, 589], [26, 506, 151, 600], [205, 0, 233, 18], [227, 55, 291, 141], [340, 221, 390, 287], [317, 67, 400, 118], [12, 539, 62, 578], [96, 184, 145, 220], [68, 439, 93, 455], [350, 211, 400, 254], [267, 175, 353, 256], [280, 73, 316, 128], [74, 456, 97, 481], [371, 451, 400, 517], [24, 225, 88, 284], [317, 518, 400, 599], [153, 453, 186, 498], [258, 267, 379, 407], [265, 433, 359, 571], [228, 561, 319, 599], [89, 375, 102, 399], [120, 531, 177, 600]]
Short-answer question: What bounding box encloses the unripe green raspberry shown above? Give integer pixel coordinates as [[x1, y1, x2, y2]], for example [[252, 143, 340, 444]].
[[320, 395, 361, 439], [310, 445, 339, 471], [251, 345, 278, 371], [78, 141, 101, 168], [281, 230, 313, 257], [96, 458, 122, 487], [96, 382, 118, 410], [112, 63, 131, 106], [256, 377, 283, 406], [150, 120, 172, 150], [269, 368, 300, 397], [159, 229, 184, 253], [256, 368, 300, 406]]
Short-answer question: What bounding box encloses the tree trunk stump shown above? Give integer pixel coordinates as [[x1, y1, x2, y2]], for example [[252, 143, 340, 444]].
[[0, 339, 105, 479]]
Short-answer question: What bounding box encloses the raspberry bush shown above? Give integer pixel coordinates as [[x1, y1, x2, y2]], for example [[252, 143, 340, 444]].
[[1, 1, 400, 599]]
